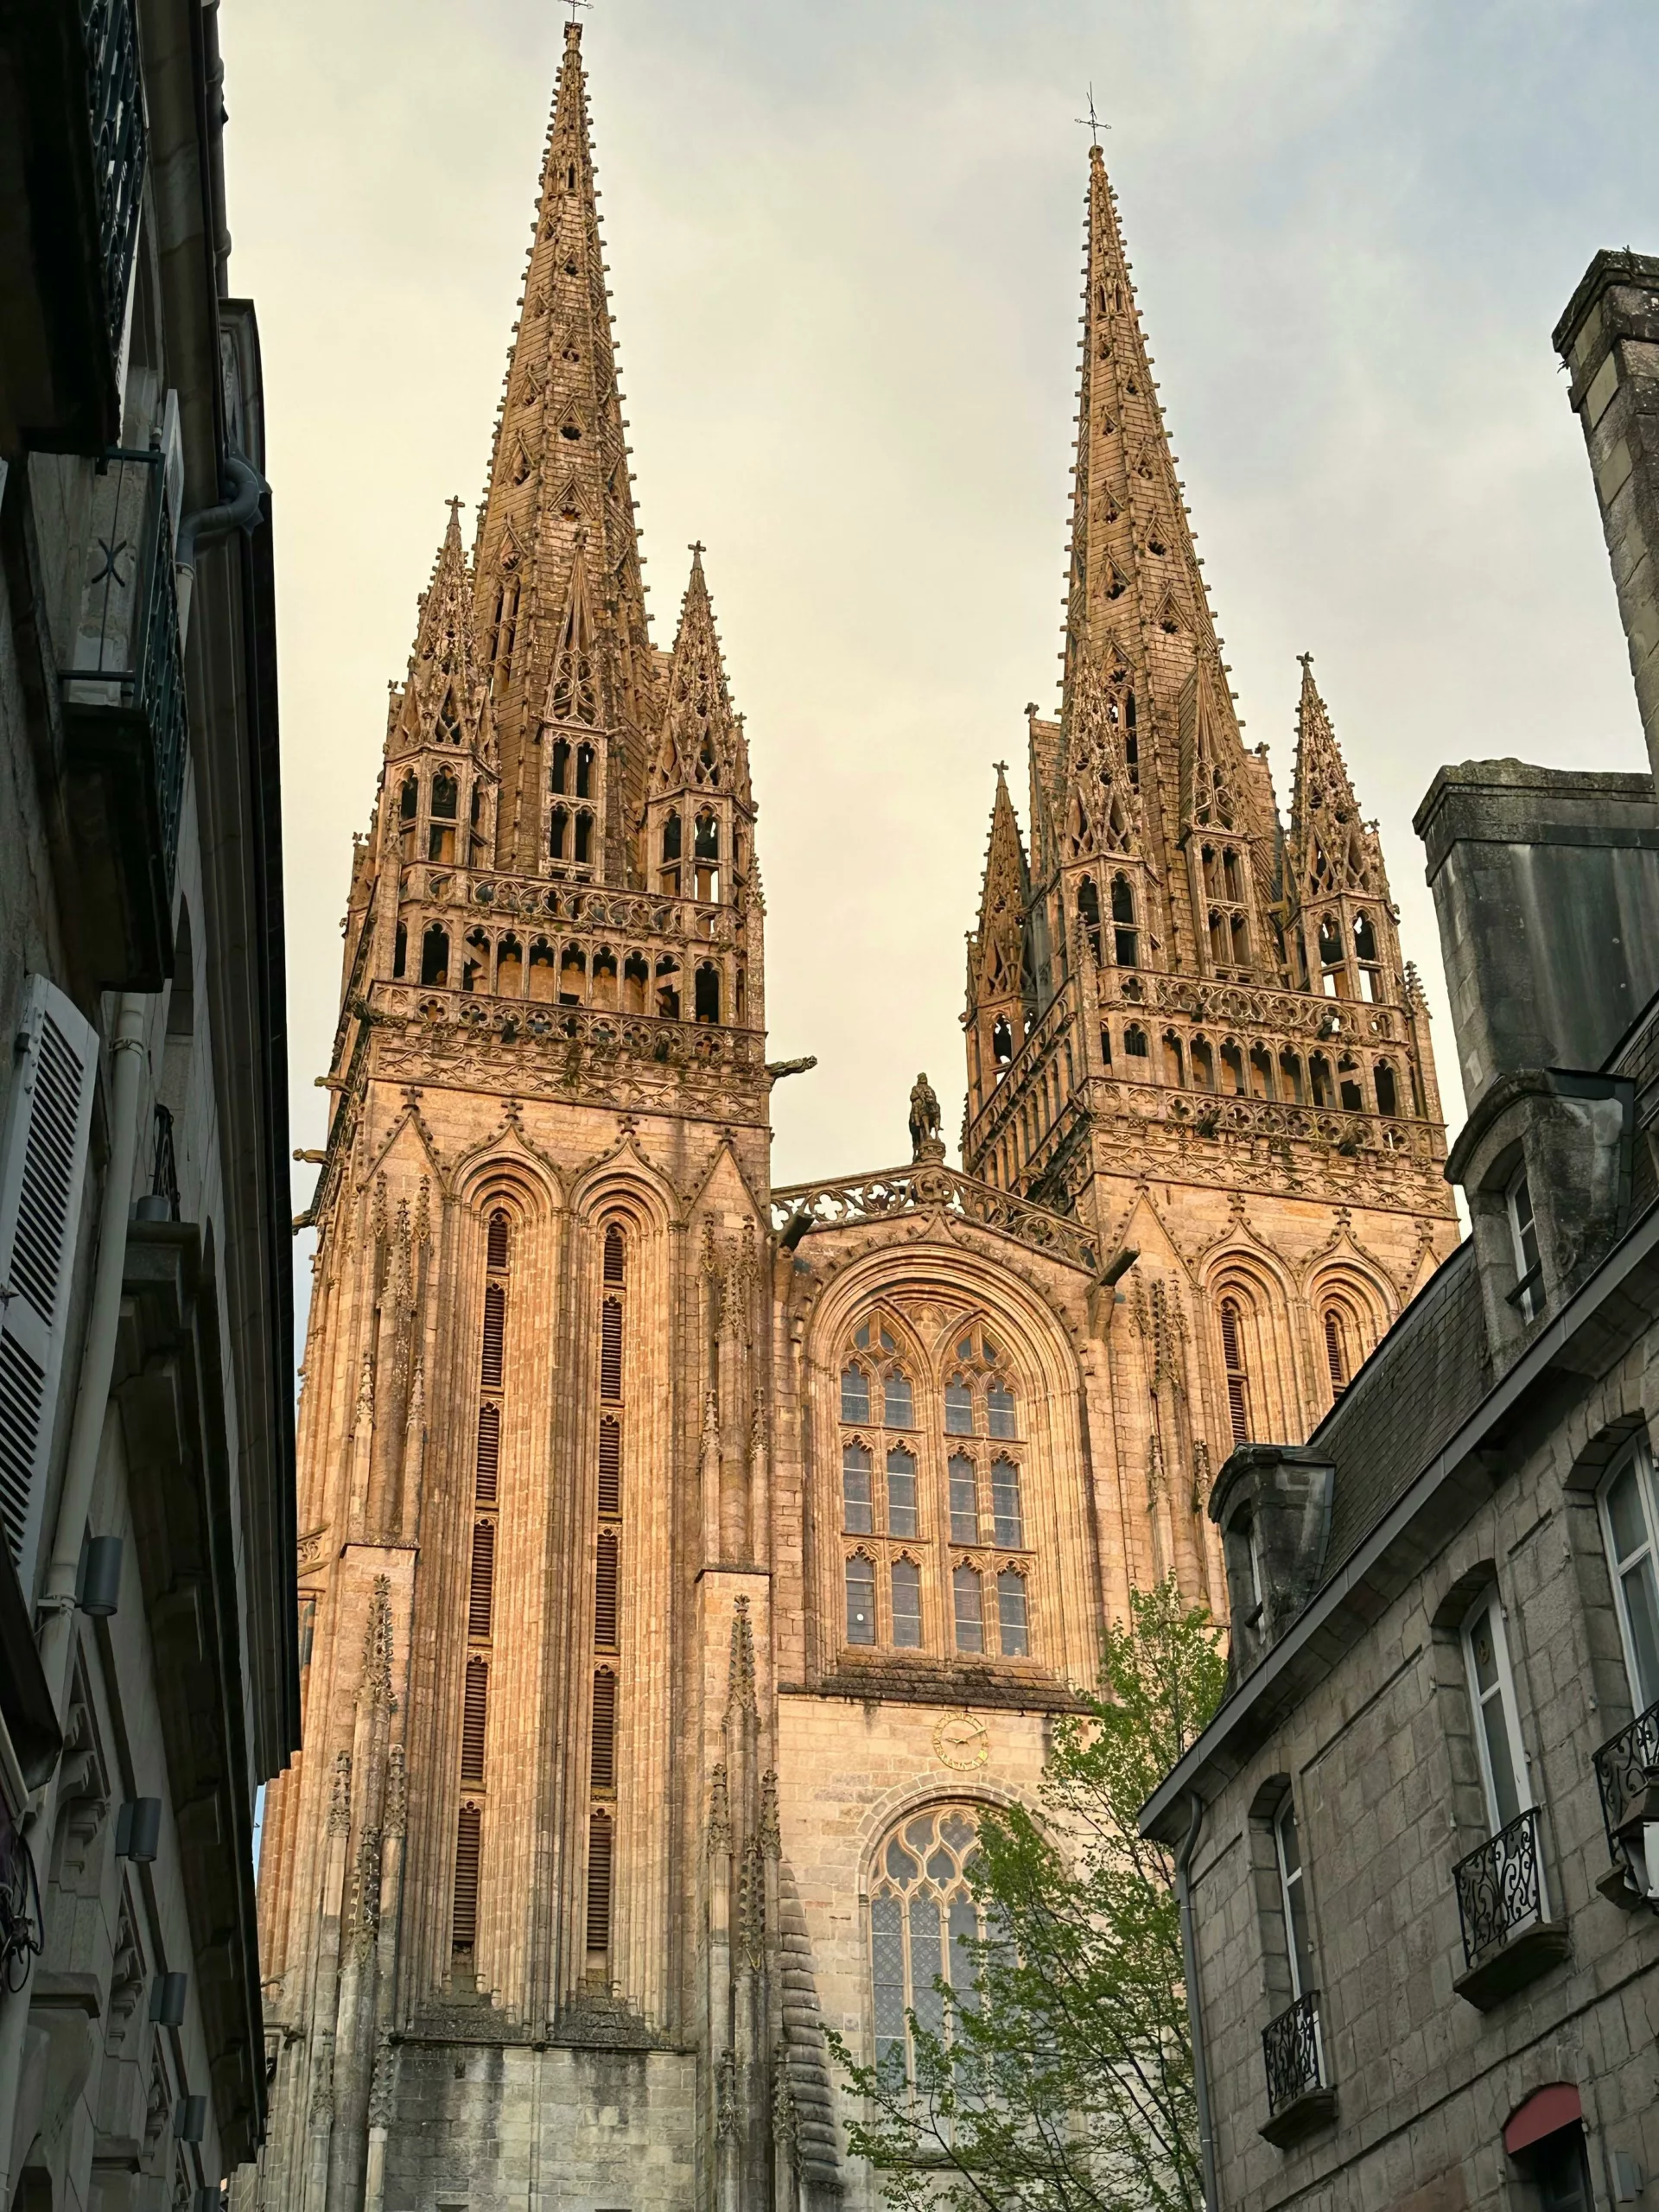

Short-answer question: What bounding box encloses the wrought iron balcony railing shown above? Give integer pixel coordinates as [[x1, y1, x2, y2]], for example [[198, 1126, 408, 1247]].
[[1453, 1806, 1547, 1964], [60, 444, 188, 986], [82, 0, 148, 358], [1593, 1695, 1659, 1867], [1262, 1991, 1326, 2119]]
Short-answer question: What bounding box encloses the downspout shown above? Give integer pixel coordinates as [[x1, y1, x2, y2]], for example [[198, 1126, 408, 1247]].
[[0, 990, 149, 2208], [1175, 1790, 1218, 2212], [175, 446, 267, 647]]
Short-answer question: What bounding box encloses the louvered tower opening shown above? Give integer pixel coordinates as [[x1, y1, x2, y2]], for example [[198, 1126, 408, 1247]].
[[586, 1220, 626, 1977], [453, 1207, 512, 1968]]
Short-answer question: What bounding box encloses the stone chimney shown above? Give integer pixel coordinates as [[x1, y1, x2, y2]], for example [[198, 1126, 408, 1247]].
[[1554, 250, 1659, 784]]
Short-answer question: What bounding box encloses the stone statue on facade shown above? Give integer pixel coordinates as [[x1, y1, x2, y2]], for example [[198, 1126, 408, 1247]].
[[909, 1072, 944, 1162]]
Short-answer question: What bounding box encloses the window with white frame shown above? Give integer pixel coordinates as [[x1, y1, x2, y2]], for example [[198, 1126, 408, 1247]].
[[1599, 1435, 1659, 1716], [1274, 1796, 1315, 1999], [1507, 1166, 1541, 1321], [1460, 1592, 1529, 1834]]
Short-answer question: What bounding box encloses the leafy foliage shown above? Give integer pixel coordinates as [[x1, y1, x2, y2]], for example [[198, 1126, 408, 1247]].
[[830, 1579, 1225, 2212]]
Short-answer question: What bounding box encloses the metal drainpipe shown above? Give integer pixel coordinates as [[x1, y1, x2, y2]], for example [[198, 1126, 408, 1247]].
[[1176, 1789, 1219, 2212], [0, 991, 148, 2209]]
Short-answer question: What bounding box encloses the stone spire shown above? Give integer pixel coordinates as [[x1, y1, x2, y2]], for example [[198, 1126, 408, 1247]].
[[1287, 654, 1389, 905], [964, 766, 1033, 1115], [472, 22, 656, 876], [1057, 145, 1272, 971], [650, 546, 751, 810], [387, 500, 492, 766]]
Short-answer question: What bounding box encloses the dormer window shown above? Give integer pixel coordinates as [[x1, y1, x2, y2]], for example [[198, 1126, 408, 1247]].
[[1508, 1167, 1541, 1321]]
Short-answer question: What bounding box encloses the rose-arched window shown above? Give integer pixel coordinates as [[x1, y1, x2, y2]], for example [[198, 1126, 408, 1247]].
[[870, 1807, 988, 2082], [837, 1311, 1035, 1663]]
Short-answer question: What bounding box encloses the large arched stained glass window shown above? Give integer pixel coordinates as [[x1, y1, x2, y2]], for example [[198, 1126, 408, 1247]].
[[869, 1807, 987, 2082]]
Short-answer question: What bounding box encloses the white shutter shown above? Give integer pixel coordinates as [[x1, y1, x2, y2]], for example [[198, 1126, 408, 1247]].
[[0, 976, 99, 1597]]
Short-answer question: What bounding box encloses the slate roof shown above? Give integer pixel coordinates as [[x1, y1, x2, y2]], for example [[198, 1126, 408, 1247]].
[[1306, 1236, 1491, 1581]]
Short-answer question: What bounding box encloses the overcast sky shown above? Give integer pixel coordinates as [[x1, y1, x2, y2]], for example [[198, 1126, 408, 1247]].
[[219, 0, 1656, 1255]]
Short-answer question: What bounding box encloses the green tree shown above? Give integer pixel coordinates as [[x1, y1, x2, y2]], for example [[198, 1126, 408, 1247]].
[[830, 1578, 1226, 2212]]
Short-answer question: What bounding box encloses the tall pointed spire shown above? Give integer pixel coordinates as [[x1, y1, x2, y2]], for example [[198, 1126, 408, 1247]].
[[473, 22, 656, 875], [652, 546, 751, 810], [1287, 654, 1389, 905], [964, 766, 1033, 1120], [388, 499, 492, 765]]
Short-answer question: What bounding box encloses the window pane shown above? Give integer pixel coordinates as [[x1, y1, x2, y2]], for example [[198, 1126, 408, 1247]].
[[886, 1446, 918, 1537], [1479, 1696, 1522, 1828], [944, 1380, 974, 1434], [892, 1560, 922, 1648], [997, 1570, 1028, 1656], [1607, 1459, 1649, 1564], [1618, 1559, 1659, 1709], [1276, 1804, 1315, 1998], [885, 1371, 913, 1428], [992, 1460, 1023, 1548], [842, 1442, 873, 1534], [987, 1385, 1016, 1440], [845, 1557, 875, 1645], [949, 1454, 978, 1544], [841, 1365, 870, 1424], [871, 1893, 906, 2081], [953, 1566, 984, 1654], [948, 1893, 979, 2005], [909, 1894, 944, 2040]]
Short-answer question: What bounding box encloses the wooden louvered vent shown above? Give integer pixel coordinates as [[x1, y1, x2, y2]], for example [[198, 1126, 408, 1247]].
[[486, 1208, 511, 1271], [590, 1669, 616, 1788], [461, 1656, 489, 1783], [452, 1803, 481, 1954], [599, 1299, 622, 1402], [594, 1530, 619, 1649], [474, 1403, 500, 1502], [0, 978, 97, 1588], [468, 1520, 496, 1641], [597, 1417, 621, 1516], [602, 1223, 626, 1285], [1219, 1299, 1250, 1446], [480, 1284, 506, 1391], [585, 1811, 613, 1956]]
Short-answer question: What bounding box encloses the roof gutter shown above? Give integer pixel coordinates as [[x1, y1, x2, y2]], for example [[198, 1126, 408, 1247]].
[[1175, 1791, 1219, 2211], [1141, 1195, 1659, 1841]]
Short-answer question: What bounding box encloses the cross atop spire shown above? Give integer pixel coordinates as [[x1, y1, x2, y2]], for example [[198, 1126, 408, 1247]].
[[1074, 85, 1109, 149]]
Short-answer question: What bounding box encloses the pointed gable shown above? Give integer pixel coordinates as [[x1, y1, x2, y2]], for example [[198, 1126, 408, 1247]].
[[1288, 655, 1389, 902], [969, 769, 1031, 1006], [390, 500, 492, 764], [1061, 651, 1141, 864], [652, 547, 751, 808]]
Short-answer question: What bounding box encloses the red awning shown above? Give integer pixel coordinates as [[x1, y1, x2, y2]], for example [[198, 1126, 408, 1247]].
[[1504, 2084, 1583, 2157]]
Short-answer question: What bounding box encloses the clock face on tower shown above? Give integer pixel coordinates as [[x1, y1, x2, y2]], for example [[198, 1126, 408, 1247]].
[[932, 1712, 989, 1771]]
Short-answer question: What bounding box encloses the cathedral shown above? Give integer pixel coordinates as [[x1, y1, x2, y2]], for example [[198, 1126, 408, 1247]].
[[247, 26, 1459, 2212]]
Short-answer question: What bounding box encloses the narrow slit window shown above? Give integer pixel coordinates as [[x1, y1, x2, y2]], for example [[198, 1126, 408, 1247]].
[[991, 1459, 1024, 1548], [461, 1658, 489, 1783], [842, 1442, 874, 1534], [603, 1224, 626, 1285], [480, 1284, 505, 1390], [452, 1805, 481, 1955], [891, 1560, 923, 1649], [846, 1555, 876, 1645], [886, 1446, 918, 1538], [468, 1520, 495, 1641], [585, 1811, 613, 1955], [1219, 1299, 1250, 1446], [486, 1210, 511, 1270], [996, 1570, 1029, 1657], [1323, 1308, 1349, 1398], [590, 1669, 616, 1789], [474, 1404, 500, 1503], [601, 1299, 623, 1400], [598, 1418, 622, 1516], [953, 1565, 984, 1654], [594, 1529, 620, 1649]]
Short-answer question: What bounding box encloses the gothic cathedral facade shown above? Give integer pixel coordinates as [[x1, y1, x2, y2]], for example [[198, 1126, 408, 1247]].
[[247, 29, 1459, 2212]]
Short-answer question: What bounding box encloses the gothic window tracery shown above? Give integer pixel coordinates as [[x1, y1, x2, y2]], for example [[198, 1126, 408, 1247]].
[[837, 1313, 1034, 1664]]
